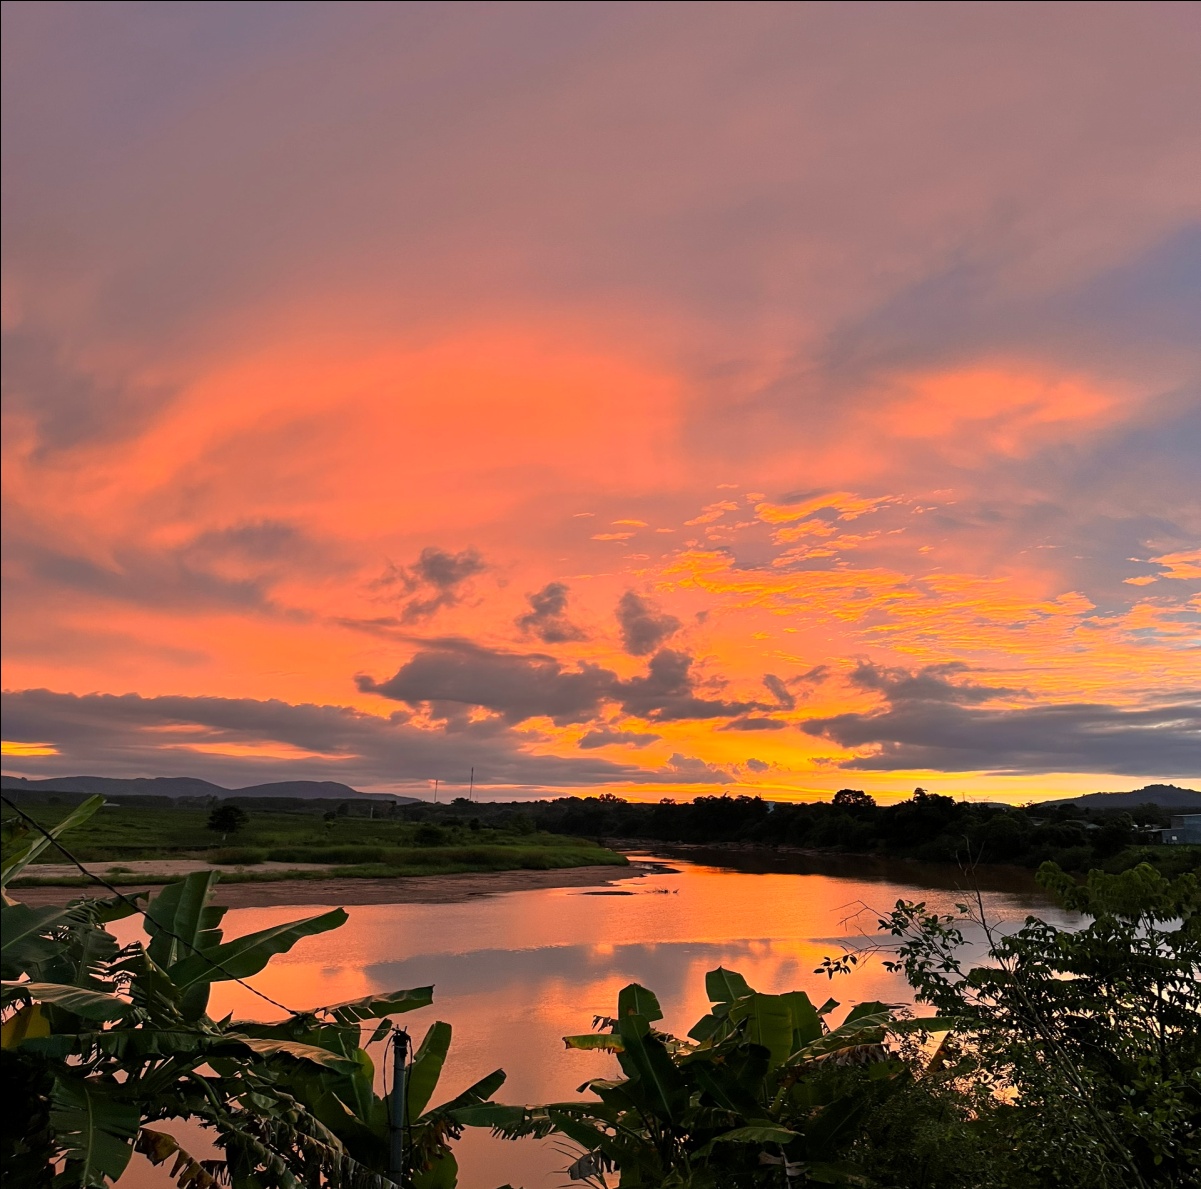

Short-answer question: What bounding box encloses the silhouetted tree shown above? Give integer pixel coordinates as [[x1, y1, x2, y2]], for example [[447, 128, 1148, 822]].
[[832, 788, 876, 811], [206, 804, 247, 840]]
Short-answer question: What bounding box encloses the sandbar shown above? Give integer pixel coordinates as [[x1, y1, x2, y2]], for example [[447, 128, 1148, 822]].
[[11, 862, 648, 908]]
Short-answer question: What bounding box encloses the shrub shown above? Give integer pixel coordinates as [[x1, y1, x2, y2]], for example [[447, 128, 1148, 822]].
[[206, 847, 266, 865]]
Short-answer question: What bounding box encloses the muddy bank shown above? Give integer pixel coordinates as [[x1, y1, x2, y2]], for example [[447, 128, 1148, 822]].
[[10, 862, 652, 907]]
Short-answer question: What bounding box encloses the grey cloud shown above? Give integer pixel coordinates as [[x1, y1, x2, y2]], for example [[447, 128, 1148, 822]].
[[516, 581, 586, 643], [802, 666, 1201, 776], [719, 717, 787, 731], [6, 526, 323, 616], [376, 547, 487, 622], [0, 687, 664, 794], [661, 754, 735, 784], [577, 727, 661, 750], [615, 649, 763, 722], [744, 758, 770, 772], [616, 591, 681, 656], [849, 661, 1020, 705], [763, 674, 795, 710], [2, 513, 342, 624], [358, 641, 763, 726], [357, 639, 612, 726]]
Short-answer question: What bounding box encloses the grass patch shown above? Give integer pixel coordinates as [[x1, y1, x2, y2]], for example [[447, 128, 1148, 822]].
[[4, 800, 626, 883], [207, 846, 268, 865]]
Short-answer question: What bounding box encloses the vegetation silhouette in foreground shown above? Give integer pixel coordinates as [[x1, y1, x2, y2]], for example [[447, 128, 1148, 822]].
[[2, 796, 1198, 1187], [1, 796, 501, 1188]]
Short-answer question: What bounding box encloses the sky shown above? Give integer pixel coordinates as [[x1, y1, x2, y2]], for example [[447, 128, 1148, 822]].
[[2, 1, 1199, 803]]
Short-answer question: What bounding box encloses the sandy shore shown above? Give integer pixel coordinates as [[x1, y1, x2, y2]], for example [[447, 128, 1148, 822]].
[[11, 862, 648, 907]]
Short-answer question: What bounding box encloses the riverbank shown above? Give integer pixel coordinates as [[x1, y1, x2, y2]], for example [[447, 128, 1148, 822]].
[[613, 837, 1200, 883], [10, 860, 652, 907]]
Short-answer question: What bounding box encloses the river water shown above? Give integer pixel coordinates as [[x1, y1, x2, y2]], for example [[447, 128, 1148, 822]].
[[117, 851, 1075, 1188]]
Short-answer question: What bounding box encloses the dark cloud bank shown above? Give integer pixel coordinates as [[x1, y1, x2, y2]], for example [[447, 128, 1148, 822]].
[[803, 663, 1200, 777], [357, 639, 763, 725], [0, 688, 719, 794]]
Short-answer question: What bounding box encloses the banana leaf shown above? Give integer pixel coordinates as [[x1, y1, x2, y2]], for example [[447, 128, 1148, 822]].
[[563, 1031, 625, 1051], [617, 981, 663, 1023], [50, 1076, 139, 1187], [706, 966, 754, 1003], [2, 796, 104, 885], [319, 986, 434, 1023], [144, 871, 225, 968], [616, 1015, 689, 1123], [406, 1020, 452, 1119], [2, 979, 132, 1021], [167, 907, 348, 1013], [1, 903, 78, 978]]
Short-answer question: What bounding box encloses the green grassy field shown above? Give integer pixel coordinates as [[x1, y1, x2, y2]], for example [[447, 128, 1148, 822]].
[[2, 799, 627, 883]]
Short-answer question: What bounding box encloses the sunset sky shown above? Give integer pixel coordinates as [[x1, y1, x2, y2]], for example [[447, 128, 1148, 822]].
[[3, 1, 1198, 802]]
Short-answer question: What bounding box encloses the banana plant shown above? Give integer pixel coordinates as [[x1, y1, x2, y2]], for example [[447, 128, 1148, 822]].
[[461, 969, 953, 1187], [1, 797, 501, 1188], [255, 1013, 507, 1189]]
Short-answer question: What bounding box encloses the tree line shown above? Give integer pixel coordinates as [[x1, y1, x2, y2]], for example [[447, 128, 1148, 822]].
[[398, 789, 1188, 875]]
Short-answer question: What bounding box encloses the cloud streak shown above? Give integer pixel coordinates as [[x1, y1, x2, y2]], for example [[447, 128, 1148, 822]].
[[2, 4, 1197, 798]]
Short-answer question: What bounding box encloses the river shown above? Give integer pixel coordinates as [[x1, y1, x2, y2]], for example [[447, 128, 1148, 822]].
[[117, 851, 1076, 1188]]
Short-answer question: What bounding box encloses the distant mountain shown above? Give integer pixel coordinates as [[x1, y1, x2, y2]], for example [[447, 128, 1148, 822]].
[[1042, 785, 1201, 812], [0, 774, 419, 803]]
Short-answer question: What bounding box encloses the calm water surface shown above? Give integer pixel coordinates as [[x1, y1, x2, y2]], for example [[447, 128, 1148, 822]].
[[117, 853, 1075, 1188]]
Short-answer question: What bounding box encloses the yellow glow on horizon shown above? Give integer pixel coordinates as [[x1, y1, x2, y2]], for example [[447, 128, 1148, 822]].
[[2, 741, 60, 757]]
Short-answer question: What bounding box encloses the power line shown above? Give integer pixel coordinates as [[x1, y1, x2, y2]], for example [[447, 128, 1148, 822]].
[[3, 794, 299, 1018]]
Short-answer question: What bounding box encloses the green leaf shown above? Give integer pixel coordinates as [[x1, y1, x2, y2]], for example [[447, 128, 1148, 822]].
[[729, 992, 794, 1067], [452, 1102, 527, 1130], [843, 1000, 895, 1024], [412, 1148, 458, 1189], [1, 903, 76, 978], [3, 980, 131, 1021], [225, 1034, 360, 1071], [50, 1075, 139, 1186], [144, 872, 224, 968], [617, 982, 663, 1023], [2, 796, 105, 885], [433, 1067, 506, 1115], [616, 1015, 688, 1123], [782, 989, 824, 1045], [709, 1124, 800, 1145], [168, 908, 348, 991], [689, 1058, 769, 1120], [407, 1020, 452, 1119], [320, 985, 434, 1023], [706, 966, 753, 1003], [686, 1010, 724, 1043]]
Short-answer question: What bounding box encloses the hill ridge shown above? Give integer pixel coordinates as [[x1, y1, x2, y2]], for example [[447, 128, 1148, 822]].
[[0, 774, 418, 803]]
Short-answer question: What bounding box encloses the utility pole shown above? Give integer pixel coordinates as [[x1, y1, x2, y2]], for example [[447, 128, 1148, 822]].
[[433, 778, 438, 804], [389, 1028, 409, 1185], [469, 767, 474, 801]]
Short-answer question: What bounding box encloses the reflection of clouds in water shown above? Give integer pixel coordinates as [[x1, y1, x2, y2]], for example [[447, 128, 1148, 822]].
[[115, 858, 1080, 1188]]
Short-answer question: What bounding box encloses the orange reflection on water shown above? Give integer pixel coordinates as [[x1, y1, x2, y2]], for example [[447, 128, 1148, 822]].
[[114, 857, 1070, 1188]]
